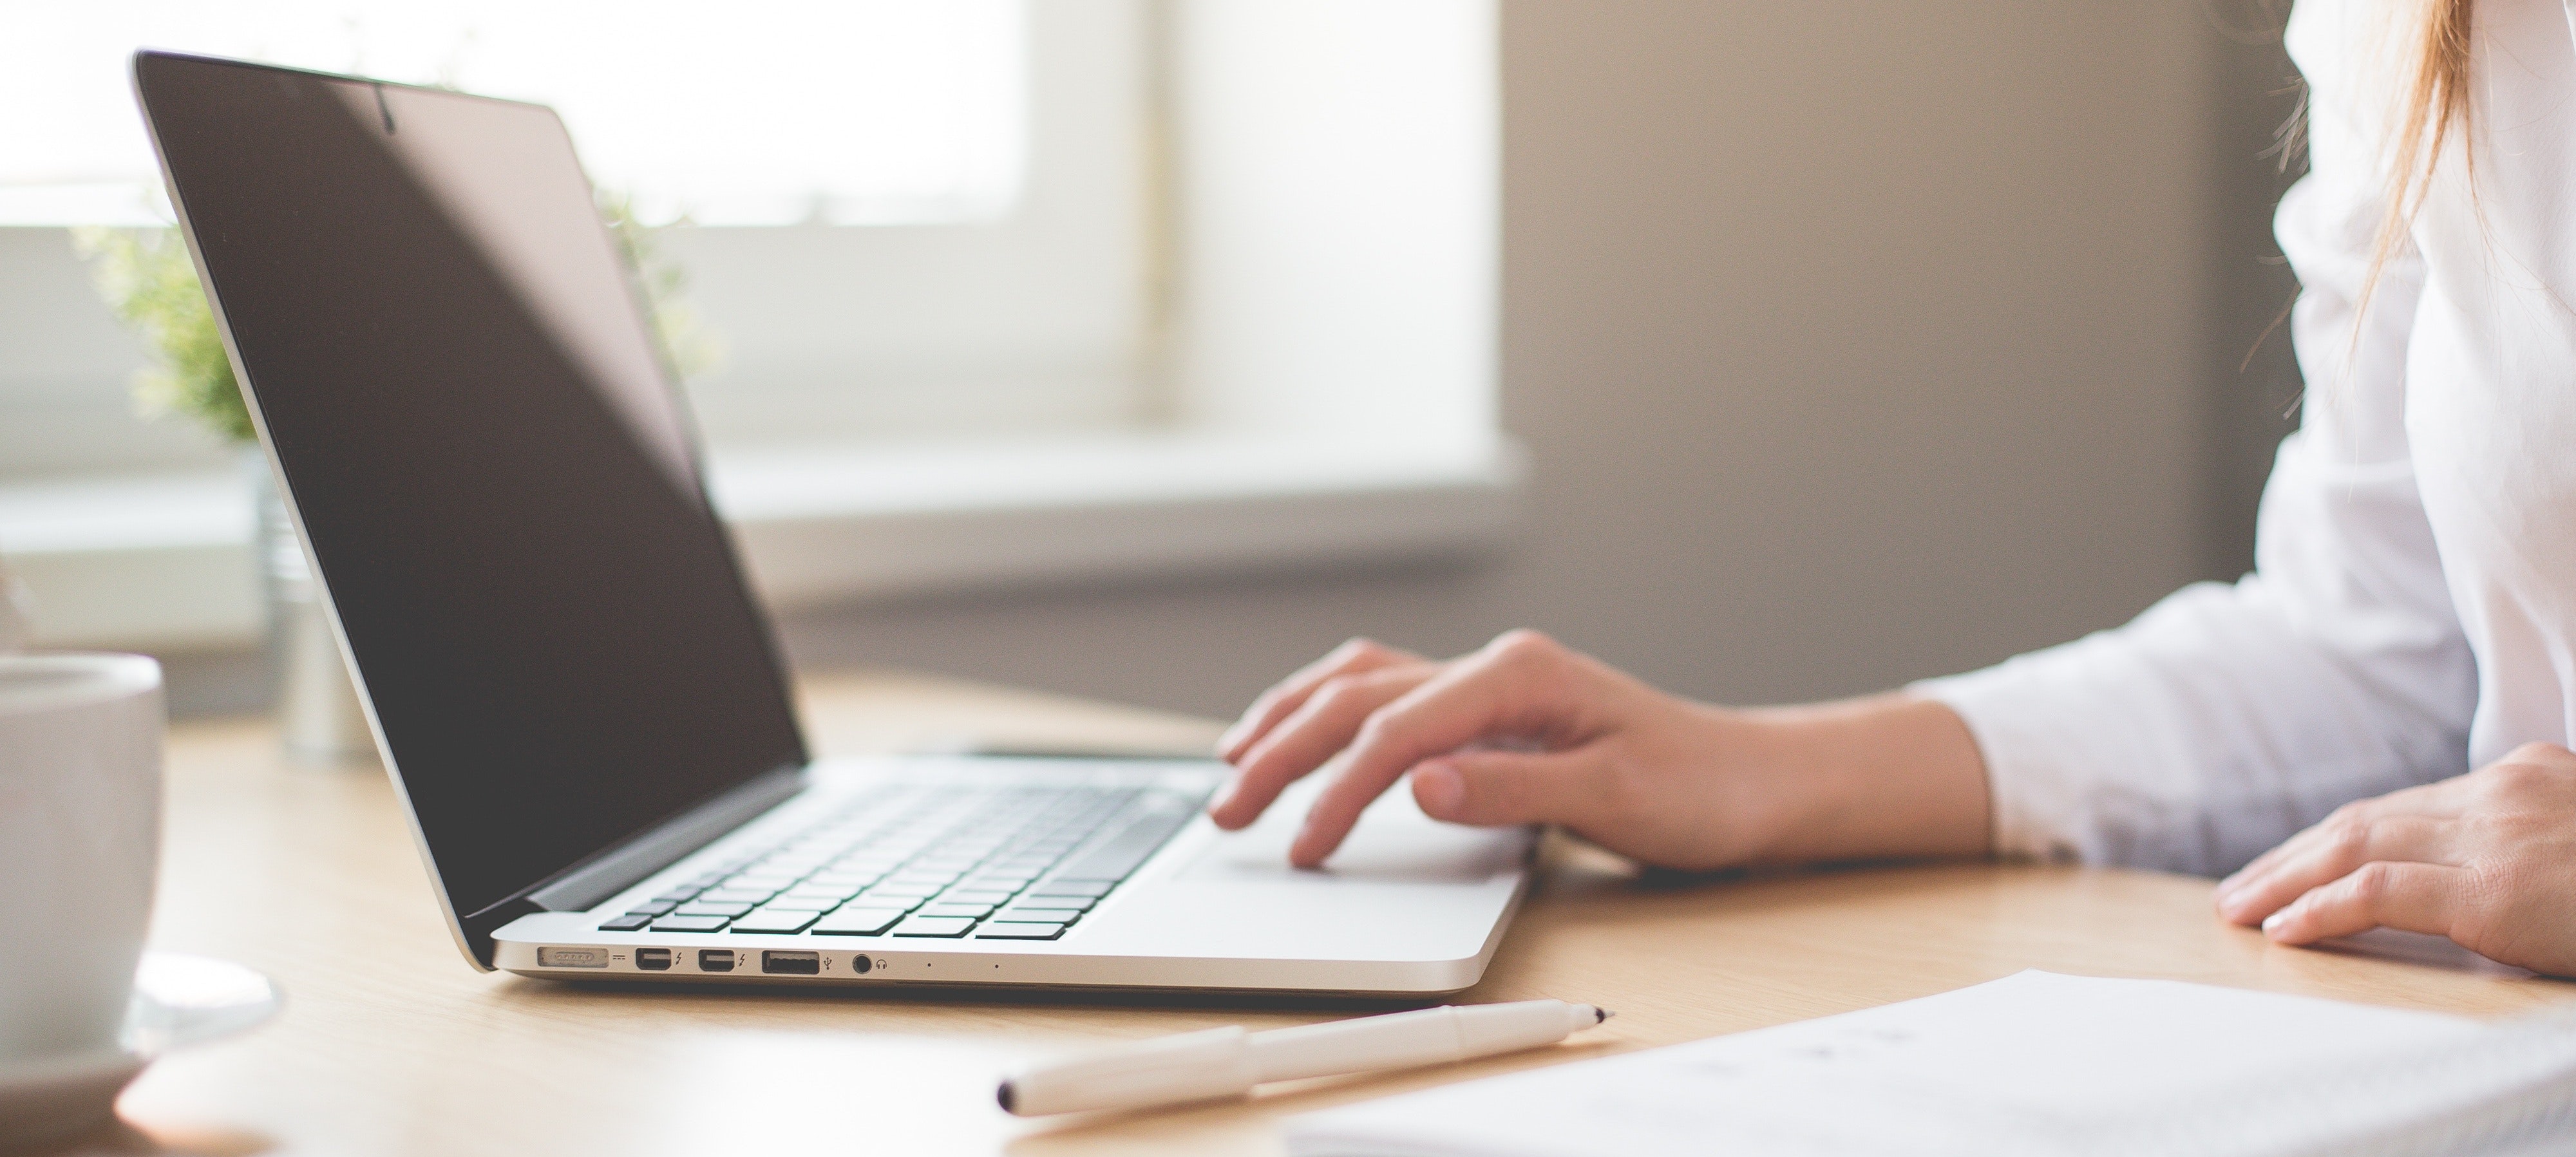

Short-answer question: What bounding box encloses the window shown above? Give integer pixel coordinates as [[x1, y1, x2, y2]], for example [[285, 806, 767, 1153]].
[[0, 0, 1511, 654], [0, 0, 1144, 472], [1, 1, 1024, 226]]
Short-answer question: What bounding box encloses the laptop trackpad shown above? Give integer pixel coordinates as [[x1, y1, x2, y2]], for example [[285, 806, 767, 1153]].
[[1178, 788, 1526, 886]]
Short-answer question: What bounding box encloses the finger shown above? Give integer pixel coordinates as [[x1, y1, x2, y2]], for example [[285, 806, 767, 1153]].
[[1208, 663, 1437, 830], [1217, 639, 1422, 764], [1412, 748, 1607, 828], [2215, 814, 2456, 927], [2261, 861, 2470, 945], [1291, 634, 1589, 867], [2216, 781, 2465, 903]]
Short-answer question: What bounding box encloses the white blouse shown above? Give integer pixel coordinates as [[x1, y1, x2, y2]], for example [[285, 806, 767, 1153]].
[[1917, 0, 2576, 876]]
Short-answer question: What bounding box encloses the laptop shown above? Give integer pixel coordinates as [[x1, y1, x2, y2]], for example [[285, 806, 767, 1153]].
[[131, 51, 1533, 995]]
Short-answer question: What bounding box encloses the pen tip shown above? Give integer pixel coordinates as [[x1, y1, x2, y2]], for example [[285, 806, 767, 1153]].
[[1596, 1007, 1613, 1023], [997, 1081, 1018, 1115]]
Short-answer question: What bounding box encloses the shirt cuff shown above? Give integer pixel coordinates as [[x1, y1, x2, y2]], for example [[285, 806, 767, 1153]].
[[1909, 661, 2096, 864]]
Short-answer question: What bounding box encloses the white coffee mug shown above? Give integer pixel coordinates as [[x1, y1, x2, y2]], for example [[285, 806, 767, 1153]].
[[0, 654, 164, 1062]]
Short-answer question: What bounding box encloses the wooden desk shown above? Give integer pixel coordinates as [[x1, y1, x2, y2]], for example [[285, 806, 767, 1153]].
[[92, 672, 2576, 1156]]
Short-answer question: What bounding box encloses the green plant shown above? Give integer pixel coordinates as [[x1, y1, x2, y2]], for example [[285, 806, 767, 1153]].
[[71, 225, 254, 443], [73, 191, 719, 446], [599, 191, 724, 381]]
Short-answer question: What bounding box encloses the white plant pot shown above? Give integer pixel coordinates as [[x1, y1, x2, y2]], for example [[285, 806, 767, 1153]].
[[243, 453, 377, 766]]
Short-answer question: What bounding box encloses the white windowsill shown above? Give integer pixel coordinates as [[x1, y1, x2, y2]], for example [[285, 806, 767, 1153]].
[[0, 430, 1523, 652]]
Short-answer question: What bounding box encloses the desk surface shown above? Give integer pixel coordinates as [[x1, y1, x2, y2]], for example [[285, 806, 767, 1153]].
[[99, 670, 2576, 1155]]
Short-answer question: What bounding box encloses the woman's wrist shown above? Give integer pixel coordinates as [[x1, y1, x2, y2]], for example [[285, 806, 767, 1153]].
[[1733, 693, 1993, 864]]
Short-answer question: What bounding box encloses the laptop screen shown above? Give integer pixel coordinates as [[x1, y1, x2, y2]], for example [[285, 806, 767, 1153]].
[[136, 53, 808, 924]]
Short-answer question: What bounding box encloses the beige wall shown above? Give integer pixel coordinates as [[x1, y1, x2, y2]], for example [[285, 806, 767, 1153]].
[[772, 2, 2304, 720]]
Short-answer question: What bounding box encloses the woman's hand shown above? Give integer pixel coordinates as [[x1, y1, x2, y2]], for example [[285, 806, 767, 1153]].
[[2215, 743, 2576, 975], [1206, 630, 1992, 870]]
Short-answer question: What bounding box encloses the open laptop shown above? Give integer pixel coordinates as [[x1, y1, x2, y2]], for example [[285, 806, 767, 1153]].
[[133, 51, 1533, 995]]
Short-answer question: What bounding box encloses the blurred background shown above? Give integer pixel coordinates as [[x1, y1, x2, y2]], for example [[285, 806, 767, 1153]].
[[0, 1, 2303, 724]]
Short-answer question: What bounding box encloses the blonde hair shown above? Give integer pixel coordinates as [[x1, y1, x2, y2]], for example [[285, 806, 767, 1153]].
[[2359, 0, 2476, 317]]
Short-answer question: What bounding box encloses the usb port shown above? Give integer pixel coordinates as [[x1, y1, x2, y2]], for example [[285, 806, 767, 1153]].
[[634, 948, 672, 971], [697, 948, 735, 972], [761, 950, 820, 975]]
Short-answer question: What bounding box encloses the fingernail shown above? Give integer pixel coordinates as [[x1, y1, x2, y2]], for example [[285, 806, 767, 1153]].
[[1207, 782, 1236, 814], [2262, 909, 2288, 934], [1415, 762, 1464, 818]]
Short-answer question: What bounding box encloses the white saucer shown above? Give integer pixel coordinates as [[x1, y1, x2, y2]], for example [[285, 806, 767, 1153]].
[[0, 953, 281, 1153]]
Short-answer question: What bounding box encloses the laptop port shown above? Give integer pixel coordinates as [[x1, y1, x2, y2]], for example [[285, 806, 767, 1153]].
[[634, 948, 672, 971], [536, 946, 608, 968], [697, 948, 735, 972], [762, 950, 821, 975]]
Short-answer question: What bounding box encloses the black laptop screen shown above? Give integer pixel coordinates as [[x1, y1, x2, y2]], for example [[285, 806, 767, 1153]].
[[136, 53, 807, 921]]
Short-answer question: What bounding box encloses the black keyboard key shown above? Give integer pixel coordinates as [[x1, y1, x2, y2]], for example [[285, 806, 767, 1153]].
[[730, 907, 822, 934], [998, 905, 1085, 921], [975, 922, 1067, 940], [598, 912, 654, 932], [1027, 880, 1112, 899], [651, 889, 701, 905], [891, 916, 978, 937], [921, 902, 996, 919], [851, 890, 929, 912], [699, 887, 778, 905], [677, 901, 756, 917], [810, 907, 908, 936], [1056, 816, 1189, 882], [651, 914, 732, 932], [760, 894, 840, 911], [1011, 892, 1095, 911], [625, 899, 680, 917]]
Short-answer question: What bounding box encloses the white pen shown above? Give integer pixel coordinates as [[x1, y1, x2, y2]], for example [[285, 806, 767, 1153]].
[[998, 998, 1613, 1116]]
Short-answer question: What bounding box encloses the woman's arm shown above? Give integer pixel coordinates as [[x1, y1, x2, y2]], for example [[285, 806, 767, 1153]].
[[1901, 0, 2472, 875], [1208, 632, 1989, 869], [1215, 2, 2472, 878]]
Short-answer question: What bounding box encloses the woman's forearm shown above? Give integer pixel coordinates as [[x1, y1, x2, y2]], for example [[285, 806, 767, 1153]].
[[1734, 693, 1993, 864]]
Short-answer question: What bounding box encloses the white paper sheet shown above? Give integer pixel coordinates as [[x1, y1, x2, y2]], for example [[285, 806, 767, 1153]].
[[1283, 971, 2566, 1157]]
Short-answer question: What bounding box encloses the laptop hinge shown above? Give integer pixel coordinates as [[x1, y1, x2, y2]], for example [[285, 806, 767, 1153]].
[[453, 767, 806, 969], [520, 764, 808, 916]]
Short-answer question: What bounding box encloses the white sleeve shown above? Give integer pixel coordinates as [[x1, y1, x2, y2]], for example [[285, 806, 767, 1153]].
[[1909, 0, 2476, 876]]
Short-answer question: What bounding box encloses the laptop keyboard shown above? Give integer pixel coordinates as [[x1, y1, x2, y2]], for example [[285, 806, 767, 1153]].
[[596, 780, 1208, 942]]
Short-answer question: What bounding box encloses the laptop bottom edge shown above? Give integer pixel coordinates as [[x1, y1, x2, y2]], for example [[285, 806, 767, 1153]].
[[491, 869, 1533, 999]]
